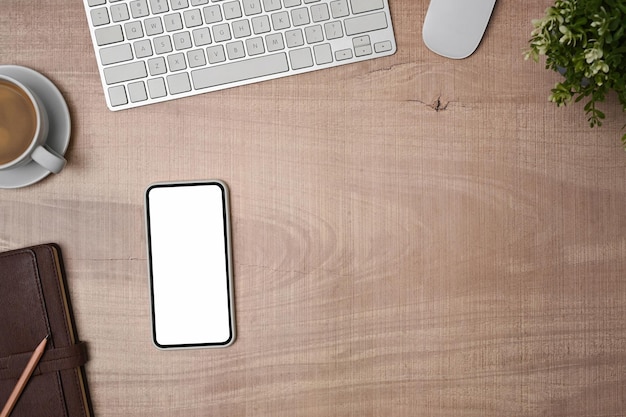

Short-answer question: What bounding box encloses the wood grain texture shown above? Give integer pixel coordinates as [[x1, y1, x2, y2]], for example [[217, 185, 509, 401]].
[[2, 0, 626, 416]]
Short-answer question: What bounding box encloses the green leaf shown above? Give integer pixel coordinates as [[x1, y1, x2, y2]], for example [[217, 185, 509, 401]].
[[527, 0, 626, 147]]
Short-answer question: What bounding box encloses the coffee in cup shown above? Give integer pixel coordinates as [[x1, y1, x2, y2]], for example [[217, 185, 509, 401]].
[[0, 79, 39, 165], [0, 74, 66, 174]]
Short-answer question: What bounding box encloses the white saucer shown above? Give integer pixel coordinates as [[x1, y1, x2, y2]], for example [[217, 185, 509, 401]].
[[0, 65, 71, 189]]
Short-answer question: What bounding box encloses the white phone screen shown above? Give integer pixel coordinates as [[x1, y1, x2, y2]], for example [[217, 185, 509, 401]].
[[145, 181, 235, 348]]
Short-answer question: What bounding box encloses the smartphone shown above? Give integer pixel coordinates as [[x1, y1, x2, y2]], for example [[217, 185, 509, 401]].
[[145, 180, 235, 349]]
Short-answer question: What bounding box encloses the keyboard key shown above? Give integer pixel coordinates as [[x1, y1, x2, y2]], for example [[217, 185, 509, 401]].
[[148, 57, 167, 74], [90, 7, 109, 26], [124, 21, 144, 40], [149, 0, 169, 13], [183, 9, 203, 27], [324, 21, 343, 39], [99, 43, 133, 65], [128, 81, 148, 102], [232, 19, 252, 38], [203, 5, 223, 23], [374, 40, 392, 53], [330, 0, 349, 18], [349, 0, 383, 14], [311, 3, 329, 22], [262, 0, 282, 12], [291, 7, 310, 26], [191, 53, 288, 89], [108, 85, 128, 106], [167, 53, 187, 71], [223, 1, 243, 19], [147, 77, 167, 98], [154, 35, 173, 54], [271, 11, 290, 30], [344, 11, 387, 36], [171, 0, 189, 10], [252, 15, 271, 34], [173, 31, 193, 50], [206, 45, 226, 63], [134, 39, 153, 58], [103, 61, 147, 84], [355, 44, 372, 57], [245, 37, 265, 55], [88, 0, 106, 6], [95, 25, 124, 46], [243, 0, 262, 15], [192, 27, 212, 46], [167, 73, 192, 94], [335, 48, 352, 60], [226, 41, 246, 59], [130, 0, 149, 18], [110, 3, 130, 22], [265, 33, 284, 51], [144, 17, 164, 35], [305, 25, 323, 43], [313, 43, 332, 64], [353, 35, 370, 47], [283, 0, 301, 7], [213, 23, 232, 42], [285, 29, 304, 48], [187, 49, 207, 67], [289, 47, 313, 69], [164, 13, 183, 31]]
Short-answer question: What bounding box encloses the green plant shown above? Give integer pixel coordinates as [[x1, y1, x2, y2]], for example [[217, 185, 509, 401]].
[[525, 0, 626, 147]]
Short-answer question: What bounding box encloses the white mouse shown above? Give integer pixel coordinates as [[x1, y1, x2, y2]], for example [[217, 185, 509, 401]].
[[422, 0, 497, 59]]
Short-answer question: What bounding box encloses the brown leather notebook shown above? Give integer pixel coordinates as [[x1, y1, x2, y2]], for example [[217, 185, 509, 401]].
[[0, 244, 92, 417]]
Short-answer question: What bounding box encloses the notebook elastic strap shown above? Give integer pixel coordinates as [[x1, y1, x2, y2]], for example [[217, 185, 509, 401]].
[[0, 342, 88, 380]]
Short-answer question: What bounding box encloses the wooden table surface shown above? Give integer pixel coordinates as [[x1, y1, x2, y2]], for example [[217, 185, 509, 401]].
[[2, 1, 626, 416]]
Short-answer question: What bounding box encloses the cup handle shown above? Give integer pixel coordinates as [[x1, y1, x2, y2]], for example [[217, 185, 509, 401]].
[[31, 145, 66, 174]]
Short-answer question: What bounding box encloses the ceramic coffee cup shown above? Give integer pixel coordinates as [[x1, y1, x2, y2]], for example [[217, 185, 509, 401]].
[[0, 74, 66, 174]]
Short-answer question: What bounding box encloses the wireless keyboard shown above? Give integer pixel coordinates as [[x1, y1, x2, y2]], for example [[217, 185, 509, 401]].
[[83, 0, 397, 111]]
